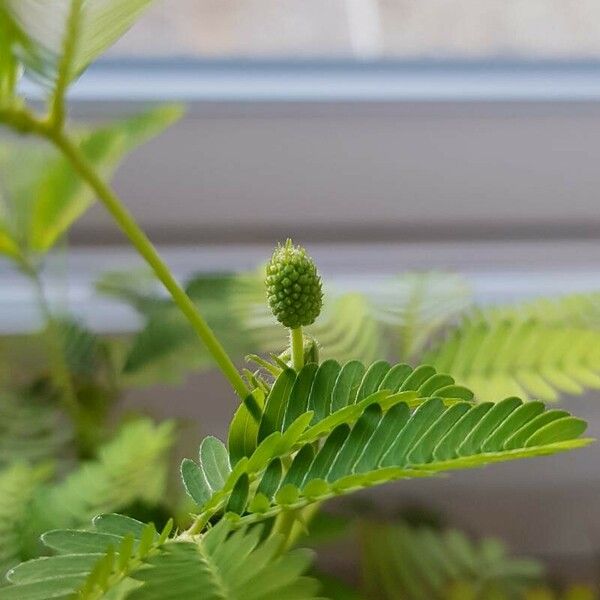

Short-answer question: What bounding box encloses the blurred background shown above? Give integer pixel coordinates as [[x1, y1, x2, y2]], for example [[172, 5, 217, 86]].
[[3, 0, 600, 592]]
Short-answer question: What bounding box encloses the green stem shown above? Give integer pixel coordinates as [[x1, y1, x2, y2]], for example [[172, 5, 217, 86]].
[[48, 130, 250, 399], [290, 327, 304, 372]]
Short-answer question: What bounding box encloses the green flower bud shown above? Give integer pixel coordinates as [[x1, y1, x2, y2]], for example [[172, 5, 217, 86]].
[[266, 239, 323, 329]]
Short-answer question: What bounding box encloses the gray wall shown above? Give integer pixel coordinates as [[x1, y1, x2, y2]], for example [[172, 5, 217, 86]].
[[71, 100, 600, 244]]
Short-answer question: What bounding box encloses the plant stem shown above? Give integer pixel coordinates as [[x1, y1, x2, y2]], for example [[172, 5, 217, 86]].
[[290, 327, 304, 372], [48, 130, 250, 400]]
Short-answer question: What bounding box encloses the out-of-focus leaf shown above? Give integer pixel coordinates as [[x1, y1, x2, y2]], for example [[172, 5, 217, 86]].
[[425, 318, 600, 402], [0, 16, 20, 106], [361, 522, 544, 600], [366, 272, 472, 359], [32, 419, 174, 535], [0, 175, 22, 259], [296, 511, 354, 547], [0, 105, 182, 257], [0, 224, 20, 259], [107, 274, 256, 386], [0, 143, 50, 250], [314, 572, 364, 600], [526, 586, 598, 600], [102, 270, 471, 387], [95, 269, 165, 314], [0, 463, 52, 581], [29, 105, 183, 252], [0, 393, 72, 467], [0, 0, 154, 87]]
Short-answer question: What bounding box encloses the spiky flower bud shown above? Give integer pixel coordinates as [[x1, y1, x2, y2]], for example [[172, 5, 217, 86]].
[[266, 239, 323, 329]]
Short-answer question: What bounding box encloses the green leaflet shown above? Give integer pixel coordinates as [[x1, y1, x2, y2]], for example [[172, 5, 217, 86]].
[[0, 106, 183, 258], [187, 361, 473, 520], [330, 361, 366, 413], [199, 436, 231, 491], [283, 363, 318, 430], [252, 361, 472, 457], [93, 514, 149, 539], [425, 318, 600, 402], [1, 515, 321, 600], [182, 362, 591, 533], [256, 459, 283, 501], [1, 0, 154, 86], [6, 554, 104, 584], [0, 514, 167, 599], [128, 525, 320, 600], [180, 459, 211, 507], [228, 388, 265, 466], [226, 473, 250, 515], [42, 530, 125, 555], [181, 437, 232, 507], [258, 368, 297, 442], [209, 395, 590, 530]]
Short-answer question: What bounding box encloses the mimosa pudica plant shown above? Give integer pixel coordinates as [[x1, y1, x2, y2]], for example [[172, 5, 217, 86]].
[[0, 2, 596, 598]]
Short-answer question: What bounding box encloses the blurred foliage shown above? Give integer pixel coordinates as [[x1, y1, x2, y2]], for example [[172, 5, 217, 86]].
[[310, 518, 597, 600], [0, 106, 182, 261], [0, 0, 154, 89], [97, 269, 472, 387], [0, 7, 190, 590], [0, 316, 120, 458], [101, 268, 600, 404], [0, 418, 174, 583], [0, 393, 72, 467], [0, 463, 49, 579], [360, 522, 543, 599], [425, 318, 600, 403]]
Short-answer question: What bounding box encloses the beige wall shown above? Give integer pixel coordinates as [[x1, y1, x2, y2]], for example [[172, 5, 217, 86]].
[[111, 0, 600, 58]]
